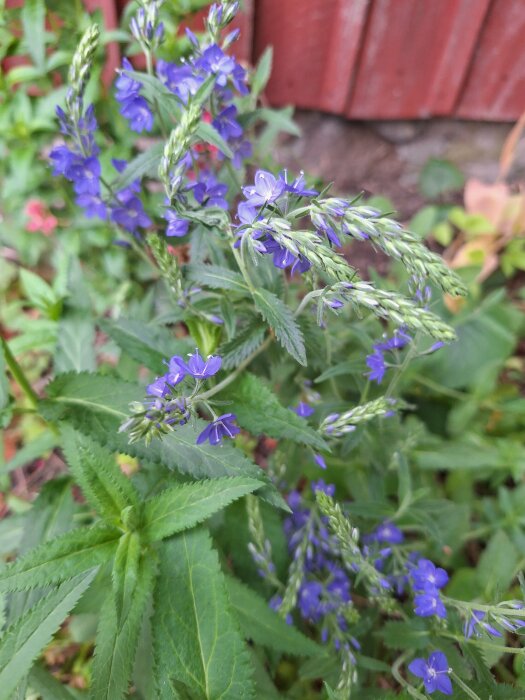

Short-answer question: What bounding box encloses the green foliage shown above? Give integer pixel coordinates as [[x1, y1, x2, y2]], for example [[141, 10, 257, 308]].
[[225, 372, 328, 450], [419, 158, 465, 199], [253, 287, 306, 365], [152, 529, 255, 699], [142, 477, 262, 543], [0, 571, 96, 700]]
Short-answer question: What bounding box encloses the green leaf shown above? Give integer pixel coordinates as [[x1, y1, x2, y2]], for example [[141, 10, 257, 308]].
[[196, 121, 234, 158], [226, 578, 321, 656], [125, 421, 287, 510], [21, 0, 46, 70], [112, 532, 141, 625], [0, 523, 120, 593], [379, 619, 430, 650], [99, 317, 188, 373], [251, 47, 273, 97], [90, 554, 155, 700], [0, 570, 97, 700], [28, 663, 77, 699], [61, 426, 139, 518], [142, 477, 261, 543], [419, 158, 464, 199], [477, 531, 519, 598], [225, 373, 328, 450], [186, 264, 248, 293], [110, 142, 165, 192], [39, 372, 140, 432], [152, 529, 255, 699], [54, 315, 96, 373], [253, 288, 306, 365], [219, 321, 266, 370], [19, 269, 62, 320], [40, 373, 286, 510]]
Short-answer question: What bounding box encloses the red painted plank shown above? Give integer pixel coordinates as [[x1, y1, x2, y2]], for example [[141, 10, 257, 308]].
[[254, 0, 342, 109], [456, 0, 525, 120], [318, 0, 370, 113], [347, 0, 491, 119], [83, 0, 120, 87]]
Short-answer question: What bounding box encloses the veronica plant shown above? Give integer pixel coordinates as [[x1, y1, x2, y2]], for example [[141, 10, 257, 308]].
[[1, 1, 524, 698]]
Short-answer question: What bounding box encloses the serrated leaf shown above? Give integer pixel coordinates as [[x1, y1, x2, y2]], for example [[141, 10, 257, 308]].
[[39, 372, 140, 430], [220, 321, 266, 370], [152, 528, 255, 699], [54, 315, 96, 373], [225, 373, 328, 450], [112, 532, 141, 625], [379, 619, 430, 650], [110, 142, 164, 192], [196, 121, 234, 158], [28, 663, 77, 699], [90, 554, 155, 700], [143, 477, 261, 543], [99, 317, 188, 373], [186, 264, 248, 293], [21, 0, 45, 70], [0, 570, 96, 700], [40, 373, 286, 510], [253, 288, 306, 365], [0, 523, 120, 593], [123, 421, 287, 511], [226, 578, 322, 657], [19, 269, 62, 320], [61, 426, 139, 518]]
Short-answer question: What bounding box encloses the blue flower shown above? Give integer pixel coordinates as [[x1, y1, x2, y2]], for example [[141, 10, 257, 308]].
[[414, 591, 447, 619], [372, 522, 404, 544], [280, 170, 318, 197], [294, 401, 314, 418], [408, 652, 452, 695], [68, 156, 101, 195], [173, 350, 222, 379], [243, 170, 285, 207], [212, 105, 243, 141], [411, 559, 448, 593], [115, 58, 153, 133], [157, 61, 203, 102], [262, 238, 311, 274], [196, 44, 236, 86], [313, 453, 327, 469], [196, 413, 240, 445], [311, 479, 335, 497], [190, 172, 229, 210], [165, 209, 190, 237], [298, 581, 324, 621], [365, 349, 386, 383], [75, 193, 107, 220], [464, 610, 502, 639], [110, 190, 152, 234]]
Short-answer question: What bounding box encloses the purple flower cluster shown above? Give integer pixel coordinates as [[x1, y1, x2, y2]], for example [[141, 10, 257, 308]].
[[144, 350, 240, 446], [366, 329, 411, 384], [236, 169, 318, 274], [464, 605, 525, 639], [411, 558, 448, 619], [50, 105, 107, 220], [279, 482, 359, 657], [409, 651, 452, 695], [156, 30, 251, 168], [115, 58, 153, 133]]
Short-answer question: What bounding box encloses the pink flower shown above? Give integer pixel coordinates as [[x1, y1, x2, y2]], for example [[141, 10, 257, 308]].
[[25, 199, 58, 235]]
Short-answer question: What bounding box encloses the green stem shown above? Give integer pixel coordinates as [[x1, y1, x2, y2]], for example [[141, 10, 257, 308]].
[[441, 597, 525, 617], [197, 336, 272, 402], [391, 651, 427, 700], [1, 337, 39, 409], [449, 670, 482, 700], [439, 630, 524, 655]]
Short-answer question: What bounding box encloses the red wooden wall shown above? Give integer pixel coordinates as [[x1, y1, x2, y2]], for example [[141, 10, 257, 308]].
[[253, 0, 525, 121], [6, 0, 525, 121]]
